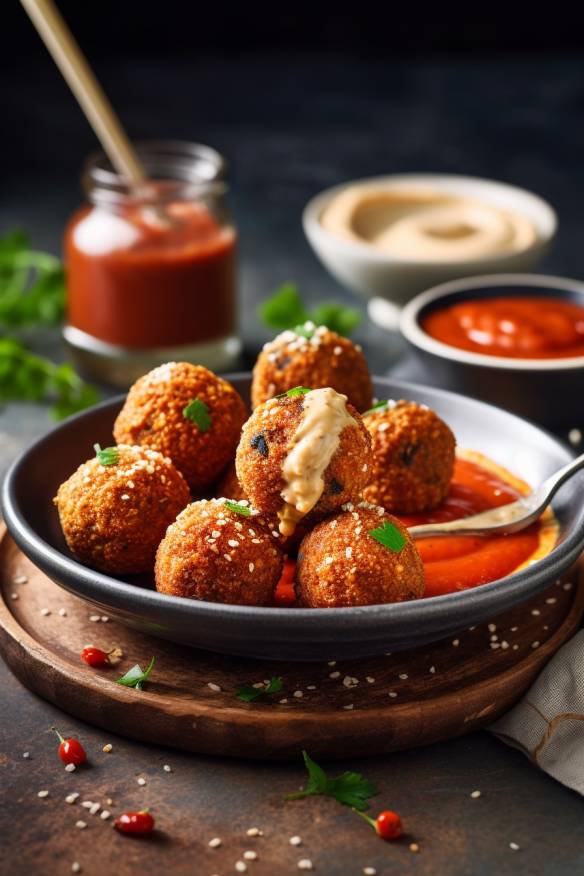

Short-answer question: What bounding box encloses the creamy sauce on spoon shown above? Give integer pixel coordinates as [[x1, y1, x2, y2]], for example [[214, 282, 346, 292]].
[[278, 388, 356, 536]]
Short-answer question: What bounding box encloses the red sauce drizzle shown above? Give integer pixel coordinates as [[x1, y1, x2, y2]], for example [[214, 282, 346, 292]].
[[422, 296, 584, 359]]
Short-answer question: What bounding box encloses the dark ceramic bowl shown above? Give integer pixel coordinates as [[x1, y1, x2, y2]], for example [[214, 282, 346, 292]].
[[2, 375, 583, 661], [400, 274, 584, 429]]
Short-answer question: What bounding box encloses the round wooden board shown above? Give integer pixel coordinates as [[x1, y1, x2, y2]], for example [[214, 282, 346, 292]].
[[0, 526, 582, 761]]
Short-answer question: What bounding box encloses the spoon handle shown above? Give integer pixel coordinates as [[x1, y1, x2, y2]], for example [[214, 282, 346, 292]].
[[530, 450, 584, 510]]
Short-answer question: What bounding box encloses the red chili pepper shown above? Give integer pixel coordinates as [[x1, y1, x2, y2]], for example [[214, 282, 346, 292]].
[[355, 808, 403, 841], [81, 646, 110, 667], [114, 810, 155, 835], [51, 728, 87, 765]]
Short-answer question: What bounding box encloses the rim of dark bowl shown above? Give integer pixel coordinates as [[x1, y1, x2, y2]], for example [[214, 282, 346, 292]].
[[2, 376, 583, 632], [400, 273, 584, 371]]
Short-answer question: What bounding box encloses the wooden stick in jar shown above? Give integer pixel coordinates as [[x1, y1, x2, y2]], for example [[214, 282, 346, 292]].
[[20, 0, 145, 182]]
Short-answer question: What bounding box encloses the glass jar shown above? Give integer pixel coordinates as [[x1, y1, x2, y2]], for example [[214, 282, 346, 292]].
[[63, 141, 241, 387]]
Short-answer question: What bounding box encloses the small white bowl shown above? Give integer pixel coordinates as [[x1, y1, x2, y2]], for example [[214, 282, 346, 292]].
[[302, 173, 557, 306]]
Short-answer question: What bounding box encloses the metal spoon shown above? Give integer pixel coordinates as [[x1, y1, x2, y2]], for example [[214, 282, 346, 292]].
[[408, 451, 584, 539]]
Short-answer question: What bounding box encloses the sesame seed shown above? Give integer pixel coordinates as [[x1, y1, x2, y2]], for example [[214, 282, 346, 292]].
[[279, 698, 288, 704], [211, 530, 221, 539], [490, 634, 498, 642], [510, 626, 519, 632], [272, 531, 279, 538], [10, 593, 18, 600], [40, 608, 51, 616], [246, 828, 263, 836], [452, 639, 460, 647], [363, 869, 377, 875], [163, 764, 172, 772], [333, 346, 342, 355], [224, 554, 232, 562], [329, 671, 340, 679], [509, 842, 520, 851], [103, 744, 113, 753], [100, 810, 111, 820], [501, 641, 510, 650], [324, 556, 334, 565], [13, 575, 28, 584], [531, 608, 541, 616], [89, 803, 100, 815], [65, 763, 76, 773], [342, 704, 354, 710], [235, 862, 247, 873], [121, 494, 130, 501], [289, 836, 302, 846], [89, 615, 100, 622], [366, 677, 375, 683], [298, 859, 313, 870], [429, 666, 436, 674], [243, 851, 258, 861], [307, 685, 316, 691], [399, 673, 408, 680], [65, 793, 79, 804], [569, 428, 582, 445], [22, 751, 30, 758], [531, 641, 540, 649], [545, 597, 557, 604], [208, 682, 222, 692], [137, 777, 146, 786], [388, 691, 398, 698], [345, 547, 353, 559], [490, 642, 501, 650], [470, 790, 481, 798], [75, 821, 87, 829], [58, 608, 67, 617], [488, 623, 497, 632], [293, 690, 304, 698], [409, 843, 420, 853], [563, 581, 573, 590], [512, 644, 519, 650], [228, 539, 239, 548], [81, 800, 93, 809], [72, 864, 81, 874], [328, 661, 336, 666], [101, 616, 109, 623], [37, 790, 49, 798], [209, 837, 222, 848], [249, 562, 255, 573]]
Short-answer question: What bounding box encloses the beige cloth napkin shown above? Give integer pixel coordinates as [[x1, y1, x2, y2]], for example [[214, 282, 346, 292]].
[[490, 630, 584, 795]]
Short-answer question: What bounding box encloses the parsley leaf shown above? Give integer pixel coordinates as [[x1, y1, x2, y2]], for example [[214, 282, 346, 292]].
[[237, 676, 283, 702], [369, 521, 406, 553], [286, 751, 379, 811], [0, 337, 99, 420], [94, 443, 119, 466], [224, 500, 252, 517], [363, 400, 392, 416], [0, 230, 65, 328], [183, 397, 212, 432], [276, 386, 312, 399], [259, 283, 362, 338], [116, 656, 156, 691]]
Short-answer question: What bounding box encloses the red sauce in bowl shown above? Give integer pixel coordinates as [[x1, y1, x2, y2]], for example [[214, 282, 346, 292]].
[[422, 296, 584, 359], [275, 457, 549, 604]]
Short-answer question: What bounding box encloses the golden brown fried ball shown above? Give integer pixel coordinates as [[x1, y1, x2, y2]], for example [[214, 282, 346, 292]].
[[251, 324, 373, 411], [155, 499, 283, 605], [113, 362, 247, 494], [54, 444, 190, 575], [297, 503, 425, 607], [215, 461, 247, 502], [362, 400, 455, 514], [236, 388, 372, 536]]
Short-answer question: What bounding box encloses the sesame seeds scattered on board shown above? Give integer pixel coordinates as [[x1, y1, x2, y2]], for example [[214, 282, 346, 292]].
[[37, 790, 49, 798], [246, 827, 263, 837], [13, 574, 28, 585], [65, 763, 76, 773], [208, 682, 222, 692], [289, 836, 302, 846], [75, 821, 87, 829], [137, 777, 146, 786], [329, 671, 340, 679], [102, 743, 113, 753], [509, 842, 520, 851], [163, 764, 172, 772], [470, 790, 481, 798], [243, 850, 258, 861], [40, 608, 51, 616], [235, 861, 247, 873], [65, 793, 79, 804], [297, 859, 314, 870], [208, 837, 222, 848]]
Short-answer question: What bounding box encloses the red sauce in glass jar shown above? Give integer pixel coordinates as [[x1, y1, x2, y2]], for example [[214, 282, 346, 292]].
[[65, 196, 236, 349], [422, 296, 584, 359]]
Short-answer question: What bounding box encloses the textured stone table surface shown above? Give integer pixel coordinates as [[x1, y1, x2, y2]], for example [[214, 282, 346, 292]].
[[1, 52, 583, 875]]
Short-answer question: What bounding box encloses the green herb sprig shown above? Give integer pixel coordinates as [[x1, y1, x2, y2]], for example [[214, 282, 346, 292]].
[[183, 397, 212, 432], [369, 521, 406, 553], [236, 677, 283, 702], [224, 500, 252, 517], [259, 284, 362, 338], [286, 751, 379, 811], [94, 444, 119, 466], [0, 230, 65, 328], [116, 657, 156, 691], [363, 400, 393, 416], [0, 337, 99, 420], [276, 386, 312, 399]]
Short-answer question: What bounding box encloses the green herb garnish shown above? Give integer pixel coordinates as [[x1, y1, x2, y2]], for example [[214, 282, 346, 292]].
[[369, 521, 406, 553], [363, 400, 392, 416], [0, 337, 99, 420], [0, 230, 65, 328], [276, 386, 312, 399], [292, 323, 315, 339], [259, 283, 361, 338], [116, 656, 156, 691], [224, 500, 251, 517], [93, 443, 119, 466], [237, 676, 283, 702], [286, 751, 379, 811], [183, 397, 212, 432]]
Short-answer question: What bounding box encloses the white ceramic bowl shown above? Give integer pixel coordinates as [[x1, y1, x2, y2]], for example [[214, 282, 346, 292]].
[[302, 173, 557, 305]]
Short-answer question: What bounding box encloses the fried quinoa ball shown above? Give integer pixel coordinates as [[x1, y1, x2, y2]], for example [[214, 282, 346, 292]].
[[236, 387, 372, 536], [362, 400, 456, 514], [113, 362, 247, 494], [155, 498, 283, 605], [297, 503, 425, 607], [54, 444, 191, 575], [251, 324, 373, 411]]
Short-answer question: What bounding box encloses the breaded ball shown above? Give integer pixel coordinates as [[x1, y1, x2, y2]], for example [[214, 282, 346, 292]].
[[155, 498, 283, 605], [215, 461, 247, 502], [297, 502, 425, 607], [236, 387, 372, 536], [54, 444, 190, 575], [362, 400, 455, 514], [251, 324, 373, 411], [113, 362, 247, 494]]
